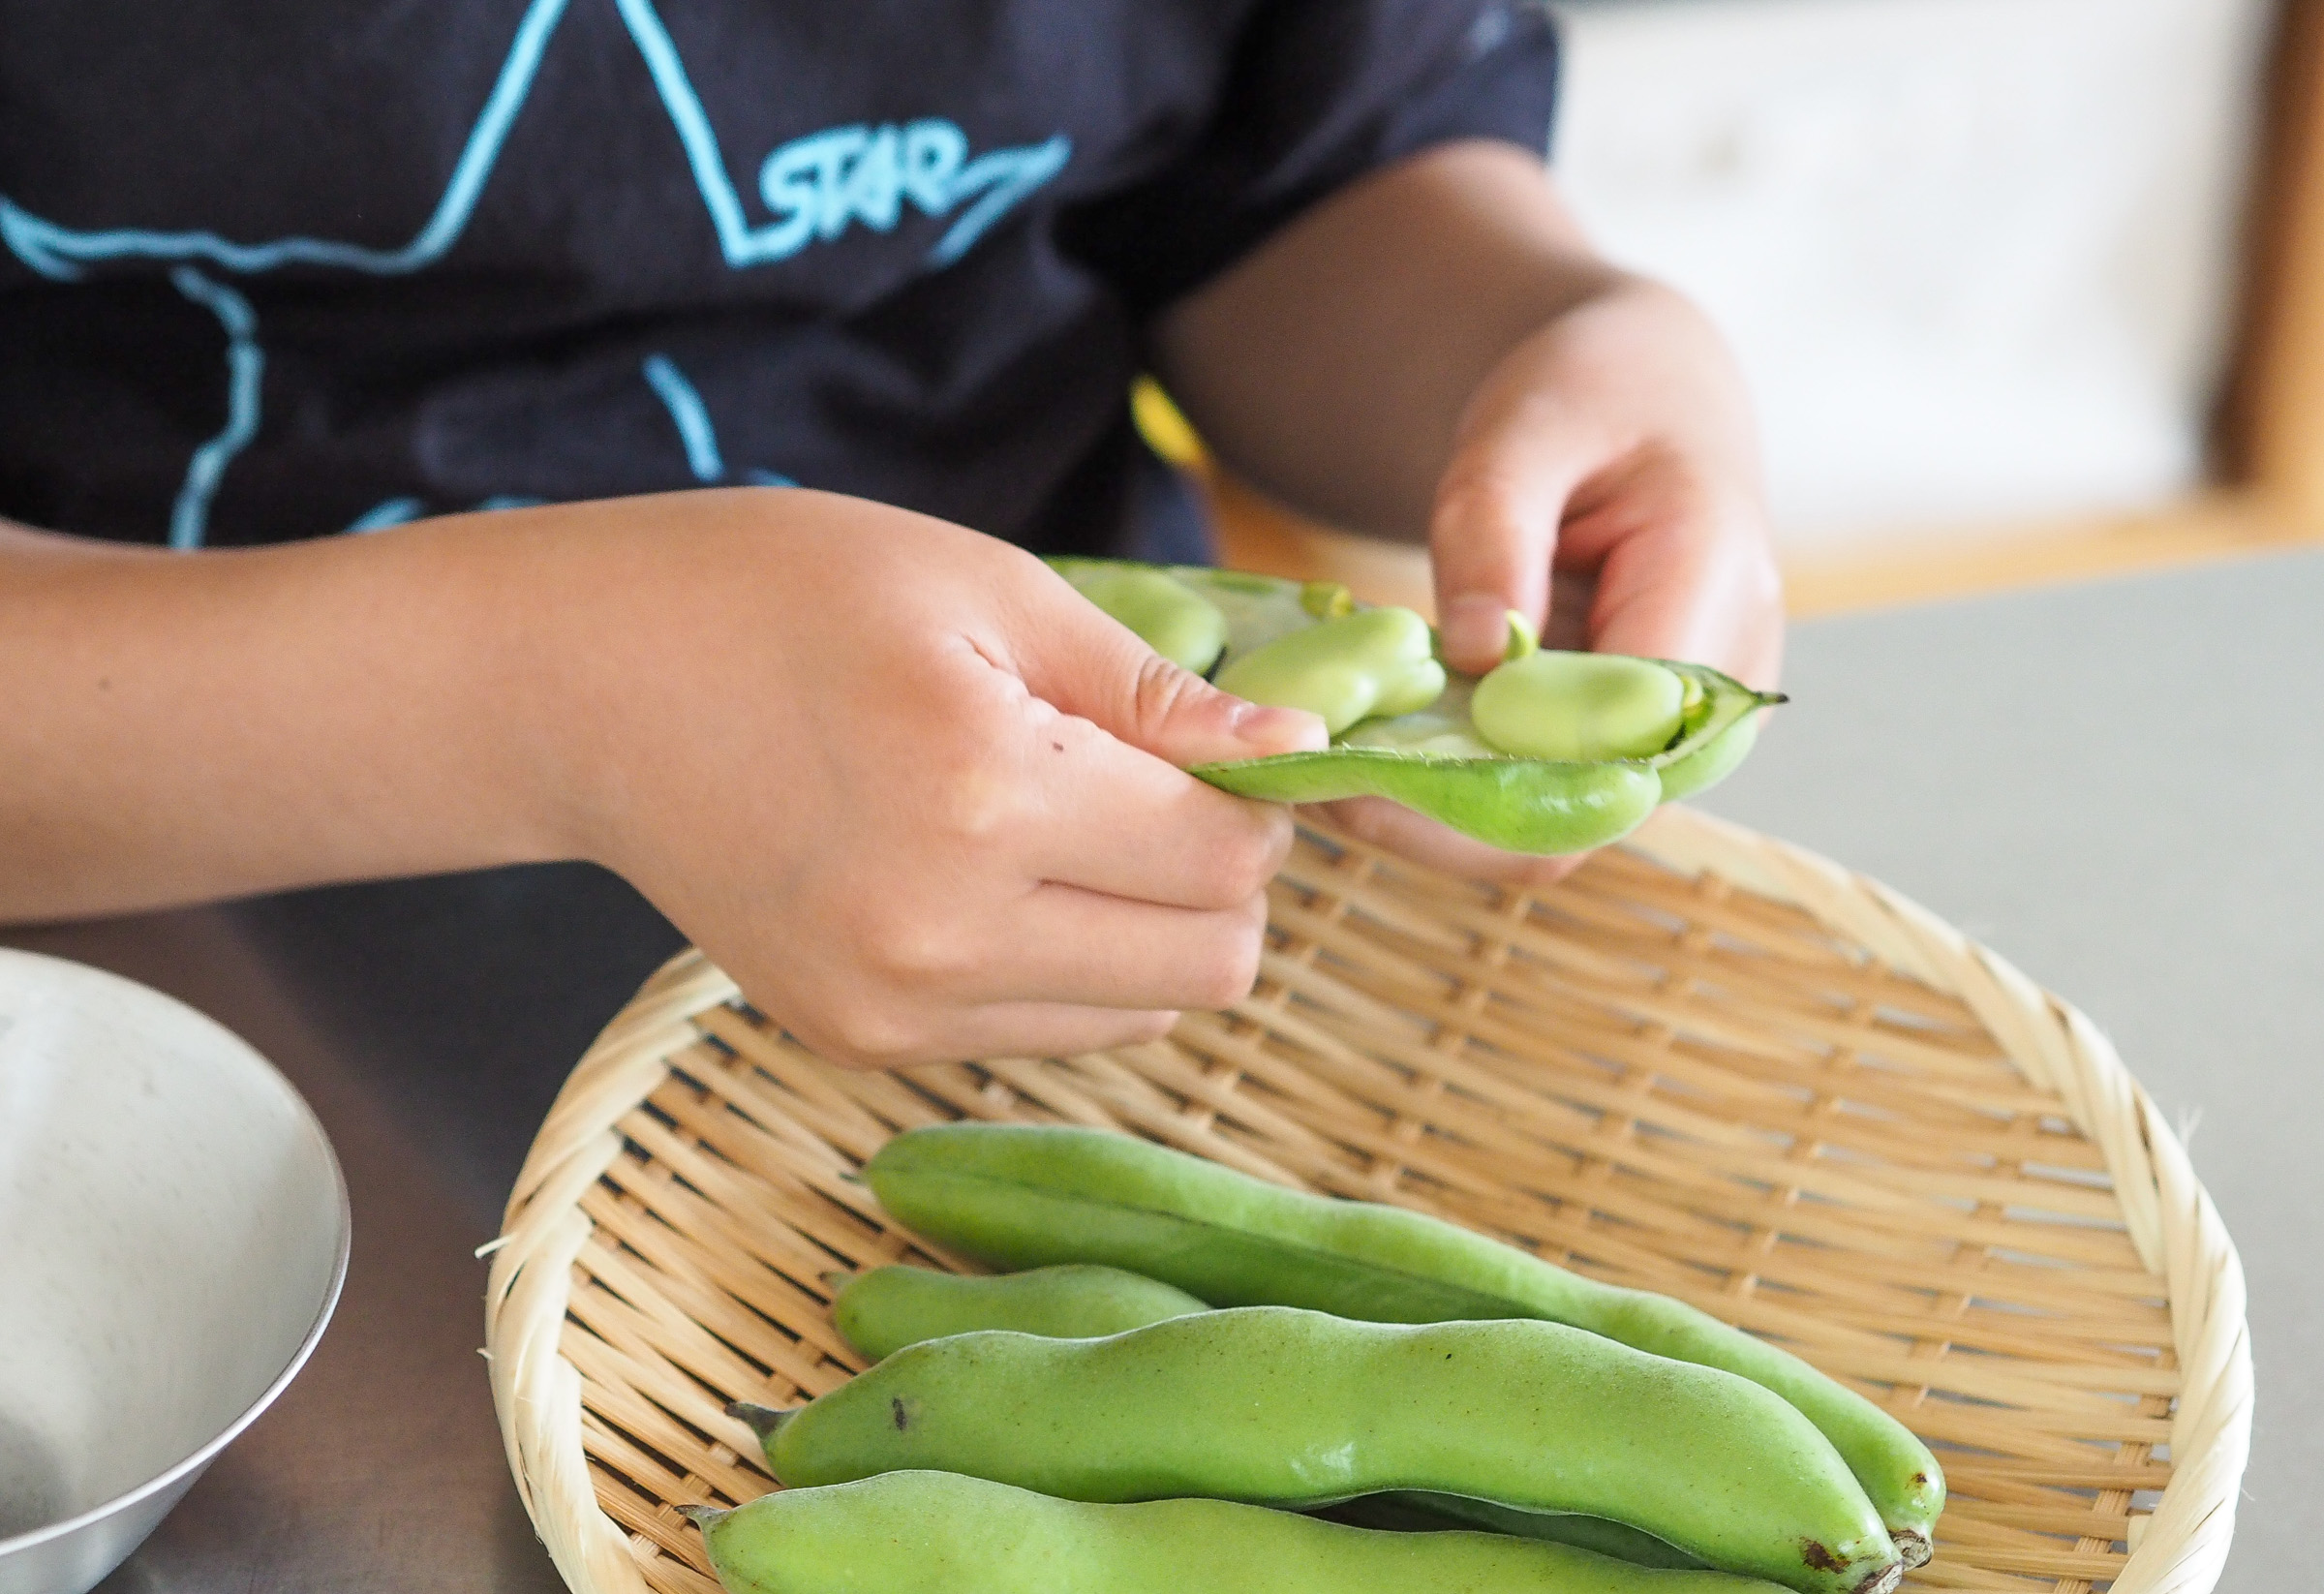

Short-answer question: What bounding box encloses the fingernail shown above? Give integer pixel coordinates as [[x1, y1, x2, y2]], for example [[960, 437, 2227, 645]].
[[1232, 701, 1328, 751], [1441, 594, 1513, 670]]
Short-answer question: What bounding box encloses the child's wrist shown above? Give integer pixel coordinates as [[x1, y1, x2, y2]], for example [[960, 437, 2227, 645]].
[[355, 509, 623, 876]]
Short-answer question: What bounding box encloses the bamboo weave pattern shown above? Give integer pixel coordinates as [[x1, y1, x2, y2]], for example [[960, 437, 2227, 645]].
[[486, 805, 2249, 1594]]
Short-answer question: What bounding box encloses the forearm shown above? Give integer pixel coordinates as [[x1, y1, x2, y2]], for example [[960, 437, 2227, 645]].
[[0, 512, 566, 922], [1151, 140, 1654, 540]]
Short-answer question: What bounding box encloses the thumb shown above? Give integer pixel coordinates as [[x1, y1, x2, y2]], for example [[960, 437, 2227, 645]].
[[1016, 566, 1328, 768], [1427, 395, 1590, 677]]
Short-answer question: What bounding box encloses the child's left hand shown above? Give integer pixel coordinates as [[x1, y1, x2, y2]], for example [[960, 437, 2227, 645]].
[[1153, 138, 1784, 884], [1333, 266, 1783, 883]]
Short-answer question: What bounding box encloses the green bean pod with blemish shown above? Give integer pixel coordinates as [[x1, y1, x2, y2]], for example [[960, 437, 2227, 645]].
[[829, 1264, 1208, 1362], [860, 1123, 1943, 1568], [823, 1258, 1698, 1571], [1046, 558, 1780, 855], [688, 1471, 1789, 1594], [741, 1307, 1901, 1594]]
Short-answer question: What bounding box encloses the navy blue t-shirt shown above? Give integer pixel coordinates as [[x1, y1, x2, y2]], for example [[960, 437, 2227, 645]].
[[0, 0, 1556, 557]]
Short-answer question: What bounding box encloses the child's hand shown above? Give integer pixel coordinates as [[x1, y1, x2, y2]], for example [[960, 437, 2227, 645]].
[[0, 489, 1322, 1069], [1151, 139, 1782, 887], [1426, 277, 1782, 684], [533, 491, 1324, 1067], [1325, 275, 1783, 884]]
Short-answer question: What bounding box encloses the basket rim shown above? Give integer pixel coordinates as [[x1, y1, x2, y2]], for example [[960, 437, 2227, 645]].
[[483, 803, 2252, 1594]]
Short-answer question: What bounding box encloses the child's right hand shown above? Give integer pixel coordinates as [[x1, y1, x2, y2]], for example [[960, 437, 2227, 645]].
[[0, 488, 1323, 1070], [517, 489, 1325, 1068]]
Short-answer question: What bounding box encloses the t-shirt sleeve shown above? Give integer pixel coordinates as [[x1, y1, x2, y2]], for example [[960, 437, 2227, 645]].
[[1059, 0, 1561, 319]]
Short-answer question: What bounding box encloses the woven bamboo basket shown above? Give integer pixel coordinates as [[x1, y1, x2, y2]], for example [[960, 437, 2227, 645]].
[[484, 804, 2250, 1594]]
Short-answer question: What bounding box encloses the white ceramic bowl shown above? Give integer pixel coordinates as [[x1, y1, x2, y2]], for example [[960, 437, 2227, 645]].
[[0, 949, 349, 1594]]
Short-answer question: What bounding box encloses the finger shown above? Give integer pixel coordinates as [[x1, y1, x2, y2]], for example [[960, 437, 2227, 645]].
[[950, 1001, 1182, 1062], [1428, 390, 1598, 675], [1575, 500, 1784, 688], [1542, 567, 1597, 652], [797, 998, 1182, 1072], [1008, 563, 1326, 766], [1309, 797, 1589, 889], [1007, 696, 1298, 910], [970, 881, 1272, 1010]]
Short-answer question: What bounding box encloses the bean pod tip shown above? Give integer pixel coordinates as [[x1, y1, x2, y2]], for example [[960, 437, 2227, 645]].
[[726, 1400, 796, 1443]]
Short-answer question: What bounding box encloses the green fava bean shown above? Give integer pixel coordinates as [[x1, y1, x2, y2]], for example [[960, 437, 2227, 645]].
[[1057, 564, 1231, 675], [1212, 606, 1447, 735], [828, 1261, 1696, 1573], [744, 1307, 1901, 1594], [863, 1124, 1944, 1570], [1472, 652, 1689, 762], [830, 1264, 1208, 1362], [688, 1471, 1789, 1594]]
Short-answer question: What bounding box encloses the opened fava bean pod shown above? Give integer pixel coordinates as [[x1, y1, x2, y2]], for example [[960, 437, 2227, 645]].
[[1049, 560, 1783, 855]]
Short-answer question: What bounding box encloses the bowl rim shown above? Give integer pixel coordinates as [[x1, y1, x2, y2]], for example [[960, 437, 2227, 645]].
[[0, 947, 353, 1562]]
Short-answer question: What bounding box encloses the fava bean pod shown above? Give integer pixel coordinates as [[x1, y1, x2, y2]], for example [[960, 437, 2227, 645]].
[[688, 1470, 1788, 1594], [824, 1258, 1702, 1571], [863, 1123, 1943, 1568], [739, 1307, 1901, 1594], [828, 1264, 1208, 1363], [1326, 1492, 1706, 1573], [1048, 559, 1782, 855]]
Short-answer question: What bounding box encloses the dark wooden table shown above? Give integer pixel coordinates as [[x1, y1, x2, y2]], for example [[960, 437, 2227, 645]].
[[13, 548, 2312, 1592]]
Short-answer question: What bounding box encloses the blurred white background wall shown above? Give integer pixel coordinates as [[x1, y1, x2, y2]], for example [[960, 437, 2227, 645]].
[[1547, 0, 2277, 554]]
